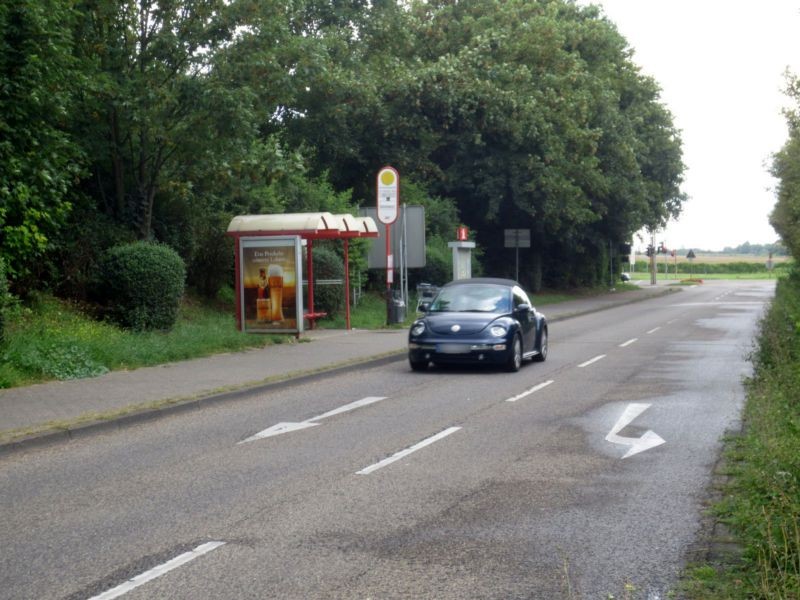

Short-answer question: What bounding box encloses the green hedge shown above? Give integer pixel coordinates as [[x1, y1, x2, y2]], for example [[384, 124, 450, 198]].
[[631, 259, 792, 274], [95, 241, 186, 331]]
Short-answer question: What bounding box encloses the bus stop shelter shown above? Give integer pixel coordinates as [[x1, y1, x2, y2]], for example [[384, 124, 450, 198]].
[[226, 212, 378, 333]]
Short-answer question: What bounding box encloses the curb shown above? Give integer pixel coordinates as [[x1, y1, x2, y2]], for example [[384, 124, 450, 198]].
[[0, 352, 407, 458], [0, 286, 679, 457]]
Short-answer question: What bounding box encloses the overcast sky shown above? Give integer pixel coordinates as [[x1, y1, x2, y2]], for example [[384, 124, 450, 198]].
[[582, 0, 800, 251]]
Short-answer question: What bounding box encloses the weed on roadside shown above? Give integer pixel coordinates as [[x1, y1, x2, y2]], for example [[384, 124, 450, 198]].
[[682, 271, 800, 598]]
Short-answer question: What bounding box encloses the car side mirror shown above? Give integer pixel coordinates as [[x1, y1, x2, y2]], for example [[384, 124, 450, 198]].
[[418, 301, 431, 313], [515, 303, 531, 313]]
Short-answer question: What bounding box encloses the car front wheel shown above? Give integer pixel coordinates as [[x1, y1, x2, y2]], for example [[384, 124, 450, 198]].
[[506, 334, 522, 372]]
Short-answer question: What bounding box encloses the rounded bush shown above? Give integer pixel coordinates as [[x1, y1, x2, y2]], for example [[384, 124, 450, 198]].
[[96, 242, 186, 331], [312, 246, 345, 316]]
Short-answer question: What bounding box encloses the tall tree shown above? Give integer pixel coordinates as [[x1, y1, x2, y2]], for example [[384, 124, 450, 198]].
[[72, 0, 253, 239], [770, 74, 800, 260], [287, 0, 685, 289]]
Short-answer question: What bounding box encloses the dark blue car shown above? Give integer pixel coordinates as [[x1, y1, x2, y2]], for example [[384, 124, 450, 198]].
[[408, 278, 548, 372]]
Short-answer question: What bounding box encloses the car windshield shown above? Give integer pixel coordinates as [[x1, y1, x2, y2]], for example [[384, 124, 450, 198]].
[[430, 284, 511, 313]]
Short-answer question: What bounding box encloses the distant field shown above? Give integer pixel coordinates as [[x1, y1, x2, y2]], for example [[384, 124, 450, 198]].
[[626, 253, 792, 281], [634, 253, 791, 264]]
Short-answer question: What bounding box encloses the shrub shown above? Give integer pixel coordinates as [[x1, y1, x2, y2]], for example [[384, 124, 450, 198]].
[[311, 245, 345, 316], [187, 214, 234, 299], [95, 241, 186, 331], [0, 257, 8, 345], [410, 235, 451, 289], [52, 206, 136, 301]]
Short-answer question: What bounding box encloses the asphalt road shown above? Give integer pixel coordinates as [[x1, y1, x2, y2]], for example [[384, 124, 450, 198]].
[[0, 280, 773, 600]]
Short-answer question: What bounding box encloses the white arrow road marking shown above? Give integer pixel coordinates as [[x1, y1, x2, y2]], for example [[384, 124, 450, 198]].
[[240, 396, 387, 444], [357, 427, 461, 475], [308, 396, 387, 422], [506, 380, 554, 402], [578, 354, 606, 368], [88, 542, 226, 600], [240, 421, 320, 442], [605, 403, 666, 459]]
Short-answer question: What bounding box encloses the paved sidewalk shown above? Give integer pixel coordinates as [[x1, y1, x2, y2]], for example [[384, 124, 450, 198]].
[[0, 284, 678, 454]]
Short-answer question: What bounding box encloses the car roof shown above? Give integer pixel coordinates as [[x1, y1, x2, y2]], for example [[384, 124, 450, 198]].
[[442, 277, 521, 289]]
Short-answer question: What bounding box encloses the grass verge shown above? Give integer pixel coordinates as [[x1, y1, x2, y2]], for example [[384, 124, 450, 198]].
[[0, 294, 289, 389], [683, 270, 800, 598]]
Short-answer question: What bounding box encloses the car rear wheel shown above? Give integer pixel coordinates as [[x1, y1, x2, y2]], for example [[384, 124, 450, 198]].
[[533, 328, 548, 362], [409, 357, 428, 372], [506, 334, 522, 372]]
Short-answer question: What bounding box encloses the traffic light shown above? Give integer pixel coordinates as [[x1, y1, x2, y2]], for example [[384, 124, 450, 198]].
[[646, 244, 654, 257]]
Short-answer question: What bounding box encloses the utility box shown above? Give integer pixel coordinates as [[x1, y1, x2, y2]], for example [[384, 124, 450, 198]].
[[448, 241, 475, 280]]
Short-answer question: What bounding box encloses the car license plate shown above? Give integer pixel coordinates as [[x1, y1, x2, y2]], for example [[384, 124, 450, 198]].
[[437, 343, 470, 354]]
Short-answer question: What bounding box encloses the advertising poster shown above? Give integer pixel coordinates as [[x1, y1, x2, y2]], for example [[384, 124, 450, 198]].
[[240, 237, 303, 333]]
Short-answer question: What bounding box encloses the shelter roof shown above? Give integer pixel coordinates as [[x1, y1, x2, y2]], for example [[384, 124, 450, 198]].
[[226, 212, 378, 239]]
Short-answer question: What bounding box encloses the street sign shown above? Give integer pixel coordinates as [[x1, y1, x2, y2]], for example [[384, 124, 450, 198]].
[[376, 166, 399, 225], [504, 229, 530, 281], [360, 205, 426, 269], [504, 229, 531, 248]]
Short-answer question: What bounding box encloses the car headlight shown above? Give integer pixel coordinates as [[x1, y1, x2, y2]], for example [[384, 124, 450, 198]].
[[490, 325, 507, 337], [411, 321, 426, 336]]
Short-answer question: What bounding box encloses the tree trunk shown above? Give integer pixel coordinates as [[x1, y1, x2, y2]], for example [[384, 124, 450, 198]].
[[135, 184, 156, 240], [109, 107, 126, 219]]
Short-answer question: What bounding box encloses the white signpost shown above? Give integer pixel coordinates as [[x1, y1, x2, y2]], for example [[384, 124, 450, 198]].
[[377, 166, 399, 289]]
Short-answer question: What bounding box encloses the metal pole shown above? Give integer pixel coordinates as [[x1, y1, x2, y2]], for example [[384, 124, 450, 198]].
[[650, 232, 657, 285], [307, 238, 315, 323], [402, 204, 409, 309], [344, 239, 351, 330], [399, 210, 404, 305], [385, 224, 391, 290]]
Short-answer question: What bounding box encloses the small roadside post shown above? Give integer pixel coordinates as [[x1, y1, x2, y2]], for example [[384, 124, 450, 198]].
[[449, 226, 475, 280], [686, 249, 696, 277], [377, 166, 400, 324]]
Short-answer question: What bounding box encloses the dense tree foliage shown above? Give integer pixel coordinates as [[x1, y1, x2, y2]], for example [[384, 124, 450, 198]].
[[1, 0, 686, 299], [0, 0, 84, 293], [771, 74, 800, 260], [284, 0, 685, 289]]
